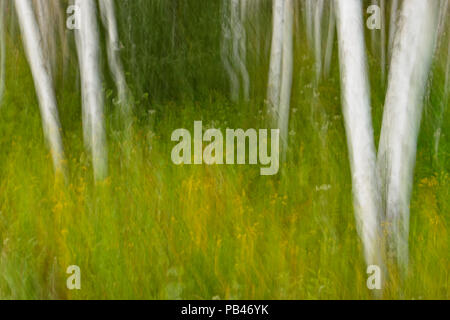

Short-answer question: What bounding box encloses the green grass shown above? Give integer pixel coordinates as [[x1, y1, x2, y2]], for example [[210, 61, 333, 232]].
[[0, 0, 448, 299]]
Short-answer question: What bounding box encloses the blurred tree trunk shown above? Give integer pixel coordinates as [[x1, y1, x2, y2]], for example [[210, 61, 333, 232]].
[[305, 0, 313, 46], [323, 0, 335, 78], [75, 0, 108, 181], [334, 0, 384, 270], [15, 0, 66, 174], [313, 0, 324, 83], [278, 0, 294, 159], [267, 0, 284, 121], [99, 0, 131, 113], [377, 0, 439, 271], [231, 0, 250, 101], [380, 0, 386, 83], [388, 0, 399, 64], [221, 0, 239, 102]]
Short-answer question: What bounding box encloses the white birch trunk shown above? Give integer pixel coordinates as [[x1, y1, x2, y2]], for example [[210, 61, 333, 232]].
[[75, 0, 108, 181], [334, 0, 383, 268], [15, 0, 66, 173], [377, 0, 439, 270], [99, 0, 130, 112], [313, 0, 324, 83], [231, 0, 250, 101], [221, 0, 239, 102], [380, 0, 386, 83], [267, 0, 284, 121], [305, 0, 313, 46], [33, 0, 54, 75], [278, 0, 294, 158], [323, 0, 335, 78], [388, 0, 399, 63]]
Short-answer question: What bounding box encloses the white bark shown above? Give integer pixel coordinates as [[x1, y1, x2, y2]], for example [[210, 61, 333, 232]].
[[313, 0, 324, 83], [305, 0, 313, 46], [380, 0, 386, 83], [377, 0, 439, 270], [267, 0, 284, 121], [323, 0, 335, 78], [388, 0, 399, 63], [0, 0, 6, 106], [33, 0, 54, 76], [221, 0, 239, 102], [15, 0, 66, 173], [278, 0, 294, 158], [231, 0, 250, 101], [99, 0, 130, 112], [75, 0, 108, 181], [334, 0, 383, 268]]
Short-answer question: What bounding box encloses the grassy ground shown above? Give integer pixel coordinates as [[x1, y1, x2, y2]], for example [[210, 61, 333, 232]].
[[0, 1, 448, 299]]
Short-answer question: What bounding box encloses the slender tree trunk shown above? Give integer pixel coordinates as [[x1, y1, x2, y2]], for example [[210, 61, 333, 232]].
[[305, 0, 313, 46], [0, 0, 6, 106], [313, 0, 324, 83], [34, 0, 54, 75], [334, 0, 383, 269], [278, 0, 294, 159], [377, 0, 439, 271], [15, 0, 66, 174], [75, 0, 108, 181], [380, 0, 386, 83], [267, 0, 284, 122], [323, 0, 335, 78], [221, 0, 239, 102], [99, 0, 131, 112], [231, 0, 250, 101], [388, 0, 399, 63]]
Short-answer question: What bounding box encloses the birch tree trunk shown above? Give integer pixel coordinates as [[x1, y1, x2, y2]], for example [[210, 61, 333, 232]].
[[75, 0, 108, 181], [334, 0, 383, 269], [267, 0, 284, 122], [305, 0, 313, 46], [313, 0, 324, 83], [377, 0, 439, 270], [33, 0, 54, 77], [221, 0, 239, 102], [388, 0, 399, 63], [15, 0, 66, 173], [99, 0, 131, 113], [323, 0, 335, 78], [0, 0, 5, 106], [231, 0, 250, 101], [278, 0, 294, 159], [380, 0, 386, 83]]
